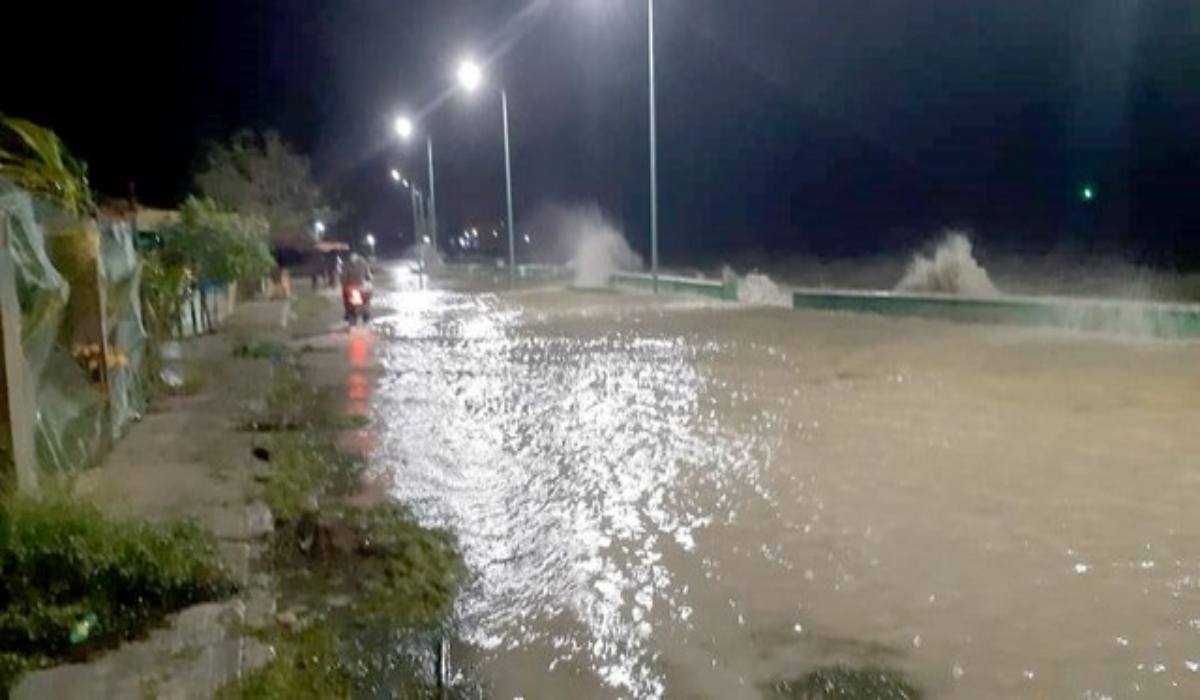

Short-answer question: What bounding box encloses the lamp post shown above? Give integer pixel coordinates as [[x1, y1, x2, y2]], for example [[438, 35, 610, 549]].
[[647, 0, 659, 293], [391, 168, 427, 244], [393, 117, 438, 254], [457, 58, 516, 286]]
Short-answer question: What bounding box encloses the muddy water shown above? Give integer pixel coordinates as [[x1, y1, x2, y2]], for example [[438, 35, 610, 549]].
[[370, 273, 1200, 699]]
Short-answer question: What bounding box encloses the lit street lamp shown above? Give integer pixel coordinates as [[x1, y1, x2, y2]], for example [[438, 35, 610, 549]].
[[393, 116, 438, 253], [364, 233, 376, 258], [389, 168, 426, 245], [314, 220, 326, 238], [457, 58, 516, 286]]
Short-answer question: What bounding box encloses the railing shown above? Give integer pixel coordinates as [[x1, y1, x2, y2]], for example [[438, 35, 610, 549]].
[[175, 283, 238, 338], [611, 271, 738, 301], [790, 287, 1200, 339]]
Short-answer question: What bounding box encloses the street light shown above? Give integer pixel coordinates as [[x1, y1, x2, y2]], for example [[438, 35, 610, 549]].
[[314, 220, 326, 238], [457, 58, 516, 286], [393, 117, 414, 140], [647, 0, 659, 292], [457, 60, 483, 92], [364, 233, 376, 258], [393, 116, 438, 254], [389, 168, 426, 245]]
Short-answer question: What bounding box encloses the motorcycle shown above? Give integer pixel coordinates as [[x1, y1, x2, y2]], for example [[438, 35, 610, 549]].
[[342, 282, 373, 325]]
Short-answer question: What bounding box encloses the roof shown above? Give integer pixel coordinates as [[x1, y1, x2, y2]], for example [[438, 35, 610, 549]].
[[134, 208, 180, 230]]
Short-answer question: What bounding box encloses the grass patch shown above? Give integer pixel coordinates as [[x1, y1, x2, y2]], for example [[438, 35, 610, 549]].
[[228, 501, 467, 699], [225, 503, 467, 698], [767, 665, 922, 699], [260, 432, 329, 523], [217, 623, 356, 699], [239, 360, 316, 433], [255, 367, 369, 520], [233, 337, 292, 361], [291, 503, 464, 623], [330, 413, 370, 431], [0, 497, 237, 693], [264, 361, 312, 429], [218, 614, 477, 700], [224, 345, 473, 699]]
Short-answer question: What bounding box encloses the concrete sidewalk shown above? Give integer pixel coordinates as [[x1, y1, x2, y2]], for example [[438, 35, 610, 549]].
[[13, 292, 340, 700]]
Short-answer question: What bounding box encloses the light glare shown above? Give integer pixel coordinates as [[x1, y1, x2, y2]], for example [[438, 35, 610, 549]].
[[457, 59, 483, 92], [394, 117, 414, 139]]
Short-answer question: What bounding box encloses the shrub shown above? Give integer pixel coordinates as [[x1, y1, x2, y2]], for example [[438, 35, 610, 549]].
[[0, 497, 237, 692]]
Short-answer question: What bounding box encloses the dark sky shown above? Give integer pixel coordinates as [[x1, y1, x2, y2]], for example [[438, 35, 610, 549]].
[[3, 1, 1198, 266]]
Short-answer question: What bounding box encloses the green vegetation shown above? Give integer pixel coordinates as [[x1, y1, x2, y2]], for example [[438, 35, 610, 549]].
[[194, 130, 335, 247], [232, 337, 292, 361], [259, 432, 328, 524], [0, 115, 94, 215], [222, 356, 468, 698], [161, 196, 276, 288], [767, 665, 922, 700], [218, 624, 357, 699], [0, 497, 236, 693], [225, 500, 465, 699], [308, 503, 463, 624], [218, 615, 476, 700]]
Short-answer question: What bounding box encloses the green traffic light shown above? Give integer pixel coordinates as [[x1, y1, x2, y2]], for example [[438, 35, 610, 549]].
[[1080, 185, 1095, 202]]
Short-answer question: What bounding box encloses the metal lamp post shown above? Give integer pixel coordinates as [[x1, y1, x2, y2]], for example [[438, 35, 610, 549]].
[[457, 59, 516, 286], [391, 168, 429, 244], [647, 0, 659, 293], [393, 117, 438, 254]]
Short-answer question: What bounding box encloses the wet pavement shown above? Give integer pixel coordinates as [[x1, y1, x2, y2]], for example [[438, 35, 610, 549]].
[[363, 265, 1200, 699]]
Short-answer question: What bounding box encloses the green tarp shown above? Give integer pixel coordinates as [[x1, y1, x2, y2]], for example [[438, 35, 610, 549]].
[[1, 187, 146, 478]]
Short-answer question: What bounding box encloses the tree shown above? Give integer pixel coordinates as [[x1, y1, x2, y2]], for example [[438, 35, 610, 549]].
[[161, 196, 275, 286], [194, 130, 332, 246]]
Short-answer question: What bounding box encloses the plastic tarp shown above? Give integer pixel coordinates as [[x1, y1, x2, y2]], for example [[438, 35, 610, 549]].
[[101, 221, 147, 436], [0, 188, 107, 476]]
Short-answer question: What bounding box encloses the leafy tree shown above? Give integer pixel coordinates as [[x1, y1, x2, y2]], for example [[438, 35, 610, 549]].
[[161, 196, 275, 285], [0, 116, 94, 215], [194, 130, 333, 246]]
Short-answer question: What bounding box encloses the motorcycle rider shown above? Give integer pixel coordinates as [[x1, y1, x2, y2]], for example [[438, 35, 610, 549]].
[[340, 252, 373, 320]]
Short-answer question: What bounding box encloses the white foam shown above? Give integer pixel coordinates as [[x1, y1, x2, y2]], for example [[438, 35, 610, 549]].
[[895, 232, 998, 297], [738, 273, 791, 307]]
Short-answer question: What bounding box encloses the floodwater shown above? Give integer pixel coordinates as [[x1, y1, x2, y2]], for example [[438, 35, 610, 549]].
[[369, 268, 1200, 699]]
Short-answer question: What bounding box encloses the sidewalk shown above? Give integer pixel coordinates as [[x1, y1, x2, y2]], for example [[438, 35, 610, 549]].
[[13, 291, 341, 700]]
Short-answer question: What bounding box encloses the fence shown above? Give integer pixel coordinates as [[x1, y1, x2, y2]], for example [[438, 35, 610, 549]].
[[176, 283, 239, 338], [1, 189, 154, 492]]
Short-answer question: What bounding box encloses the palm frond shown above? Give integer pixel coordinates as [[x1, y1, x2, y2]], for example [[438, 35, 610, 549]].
[[0, 115, 94, 215]]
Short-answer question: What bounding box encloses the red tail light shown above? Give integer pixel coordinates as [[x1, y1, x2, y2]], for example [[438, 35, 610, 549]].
[[349, 289, 363, 305]]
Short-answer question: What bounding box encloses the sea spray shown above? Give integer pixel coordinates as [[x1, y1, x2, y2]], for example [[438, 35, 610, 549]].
[[896, 232, 998, 297], [406, 240, 443, 274], [526, 203, 642, 287], [736, 271, 792, 306]]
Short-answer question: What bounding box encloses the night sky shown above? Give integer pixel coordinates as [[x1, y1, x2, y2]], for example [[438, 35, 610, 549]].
[[3, 0, 1198, 266]]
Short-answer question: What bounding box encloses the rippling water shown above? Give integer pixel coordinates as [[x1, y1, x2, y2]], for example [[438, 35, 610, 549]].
[[370, 269, 1200, 699]]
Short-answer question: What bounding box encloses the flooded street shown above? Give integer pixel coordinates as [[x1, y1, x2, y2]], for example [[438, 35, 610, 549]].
[[370, 270, 1200, 699]]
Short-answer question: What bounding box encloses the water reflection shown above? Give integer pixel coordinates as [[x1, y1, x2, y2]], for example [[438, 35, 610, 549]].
[[366, 281, 1200, 699], [341, 328, 375, 457], [372, 288, 763, 697]]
